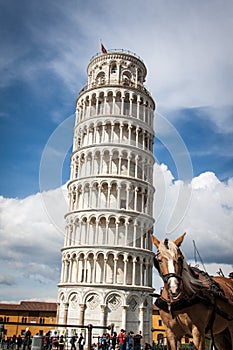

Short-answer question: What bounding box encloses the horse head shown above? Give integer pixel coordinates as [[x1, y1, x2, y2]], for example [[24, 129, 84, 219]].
[[151, 233, 186, 300]]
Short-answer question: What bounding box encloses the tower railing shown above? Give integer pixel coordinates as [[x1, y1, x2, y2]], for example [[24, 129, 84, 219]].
[[78, 81, 153, 99], [76, 102, 154, 126], [90, 49, 144, 62]]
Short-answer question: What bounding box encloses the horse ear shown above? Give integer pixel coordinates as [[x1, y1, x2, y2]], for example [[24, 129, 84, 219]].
[[151, 234, 160, 248], [175, 232, 186, 247]]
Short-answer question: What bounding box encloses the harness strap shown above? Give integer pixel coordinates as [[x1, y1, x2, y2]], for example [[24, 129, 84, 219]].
[[206, 300, 218, 350], [154, 294, 233, 321], [154, 294, 206, 313]]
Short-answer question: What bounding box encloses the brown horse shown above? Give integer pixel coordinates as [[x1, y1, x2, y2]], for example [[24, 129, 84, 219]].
[[151, 233, 233, 350]]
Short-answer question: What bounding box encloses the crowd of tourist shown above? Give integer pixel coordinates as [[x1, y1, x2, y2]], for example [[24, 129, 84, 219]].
[[92, 329, 149, 350], [0, 328, 152, 350]]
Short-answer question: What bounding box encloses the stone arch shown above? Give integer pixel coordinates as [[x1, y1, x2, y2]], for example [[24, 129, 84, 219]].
[[93, 149, 101, 175], [126, 294, 140, 333], [118, 216, 126, 245], [108, 216, 116, 244], [106, 252, 114, 284], [96, 252, 104, 283], [102, 149, 110, 174], [77, 252, 85, 282], [57, 292, 66, 324], [106, 91, 113, 115], [123, 92, 130, 115], [110, 61, 117, 74], [112, 149, 120, 174], [109, 181, 117, 209], [126, 255, 133, 285], [105, 292, 123, 327], [86, 252, 94, 283], [67, 292, 80, 324], [115, 91, 121, 115], [116, 254, 124, 284], [98, 91, 105, 114], [135, 256, 141, 285], [122, 70, 132, 86], [84, 292, 102, 324], [89, 216, 97, 245], [96, 71, 105, 86]]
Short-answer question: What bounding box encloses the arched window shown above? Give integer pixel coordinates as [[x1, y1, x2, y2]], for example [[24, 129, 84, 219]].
[[111, 63, 117, 74], [122, 71, 132, 85], [96, 72, 105, 85]]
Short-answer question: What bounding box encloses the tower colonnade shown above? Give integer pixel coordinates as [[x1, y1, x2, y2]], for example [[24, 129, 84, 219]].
[[76, 88, 154, 127], [57, 49, 156, 341], [67, 178, 154, 214], [64, 212, 153, 249], [73, 118, 154, 154], [70, 146, 154, 182], [59, 248, 152, 287]]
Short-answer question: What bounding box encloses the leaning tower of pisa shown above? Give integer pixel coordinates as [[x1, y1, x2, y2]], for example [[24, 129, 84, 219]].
[[57, 49, 156, 342]]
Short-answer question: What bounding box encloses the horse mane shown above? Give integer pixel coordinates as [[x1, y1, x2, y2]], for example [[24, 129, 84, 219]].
[[159, 239, 179, 259], [159, 239, 203, 295], [182, 259, 203, 294]]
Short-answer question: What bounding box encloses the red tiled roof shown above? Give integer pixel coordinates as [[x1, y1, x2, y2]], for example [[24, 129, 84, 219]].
[[0, 304, 19, 310], [0, 301, 57, 312]]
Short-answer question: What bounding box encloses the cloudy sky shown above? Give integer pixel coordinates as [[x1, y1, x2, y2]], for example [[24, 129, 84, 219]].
[[0, 0, 233, 302]]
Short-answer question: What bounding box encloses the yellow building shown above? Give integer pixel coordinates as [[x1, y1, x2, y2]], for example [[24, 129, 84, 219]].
[[1, 300, 192, 346], [152, 304, 167, 345], [152, 304, 192, 347], [0, 301, 57, 338]]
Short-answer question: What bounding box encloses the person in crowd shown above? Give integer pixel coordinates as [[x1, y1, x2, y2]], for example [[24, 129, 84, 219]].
[[118, 330, 126, 350], [10, 335, 17, 349], [70, 335, 77, 350], [16, 335, 23, 350], [23, 328, 31, 350], [99, 333, 105, 350], [77, 334, 85, 350], [105, 333, 110, 350], [52, 332, 59, 350], [110, 332, 117, 350], [126, 332, 134, 350], [133, 332, 142, 350], [58, 335, 65, 350], [45, 331, 52, 350]]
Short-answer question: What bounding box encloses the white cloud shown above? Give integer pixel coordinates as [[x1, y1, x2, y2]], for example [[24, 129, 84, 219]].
[[154, 166, 233, 267], [0, 165, 232, 301], [0, 189, 66, 301]]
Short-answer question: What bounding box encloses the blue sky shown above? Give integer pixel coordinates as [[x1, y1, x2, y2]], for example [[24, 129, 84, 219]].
[[1, 0, 232, 198], [0, 0, 233, 301]]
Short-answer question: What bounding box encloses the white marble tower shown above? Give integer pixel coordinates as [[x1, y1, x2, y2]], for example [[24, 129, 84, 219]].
[[57, 49, 156, 342]]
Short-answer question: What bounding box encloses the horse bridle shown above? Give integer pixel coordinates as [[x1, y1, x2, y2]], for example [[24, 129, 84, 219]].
[[154, 253, 184, 284]]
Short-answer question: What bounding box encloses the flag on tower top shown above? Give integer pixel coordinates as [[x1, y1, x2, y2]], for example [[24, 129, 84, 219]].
[[101, 43, 107, 54]]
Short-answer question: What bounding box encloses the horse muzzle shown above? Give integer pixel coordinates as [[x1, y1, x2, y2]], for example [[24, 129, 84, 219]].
[[164, 274, 183, 299]]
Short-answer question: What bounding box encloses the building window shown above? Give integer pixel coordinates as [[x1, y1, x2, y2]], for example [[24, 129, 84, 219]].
[[111, 64, 117, 73], [158, 319, 162, 327], [22, 317, 27, 323], [4, 317, 9, 323], [39, 318, 45, 324], [157, 334, 164, 345], [120, 200, 126, 209]]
